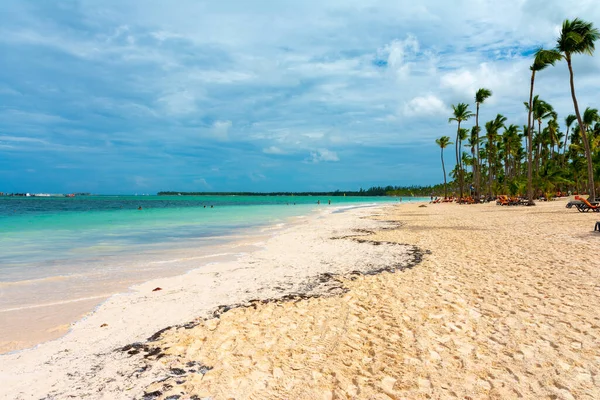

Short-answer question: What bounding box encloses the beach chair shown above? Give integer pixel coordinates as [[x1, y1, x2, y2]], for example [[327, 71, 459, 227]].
[[496, 195, 510, 206], [579, 198, 600, 212], [566, 200, 579, 208]]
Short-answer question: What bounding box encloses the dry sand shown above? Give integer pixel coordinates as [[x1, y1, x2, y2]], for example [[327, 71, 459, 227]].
[[2, 200, 599, 399], [138, 200, 600, 400]]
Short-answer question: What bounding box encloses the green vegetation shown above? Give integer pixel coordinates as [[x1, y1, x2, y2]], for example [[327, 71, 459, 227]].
[[435, 136, 453, 198], [438, 18, 600, 202], [158, 185, 445, 197]]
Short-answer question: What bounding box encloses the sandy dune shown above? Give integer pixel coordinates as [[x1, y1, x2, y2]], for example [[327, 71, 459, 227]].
[[139, 200, 600, 399]]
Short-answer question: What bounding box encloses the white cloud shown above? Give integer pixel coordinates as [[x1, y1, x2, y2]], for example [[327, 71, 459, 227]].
[[211, 120, 232, 140], [378, 35, 420, 79], [156, 90, 197, 115], [403, 95, 448, 117], [439, 61, 528, 100], [263, 146, 287, 155], [306, 148, 339, 163]]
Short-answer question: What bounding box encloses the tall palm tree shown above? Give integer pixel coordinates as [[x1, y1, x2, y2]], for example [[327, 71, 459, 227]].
[[502, 124, 520, 179], [526, 48, 562, 204], [449, 103, 474, 202], [474, 88, 492, 201], [485, 114, 507, 197], [531, 97, 556, 173], [469, 126, 479, 177], [557, 18, 600, 199], [563, 114, 577, 161], [436, 136, 453, 198], [547, 118, 559, 157]]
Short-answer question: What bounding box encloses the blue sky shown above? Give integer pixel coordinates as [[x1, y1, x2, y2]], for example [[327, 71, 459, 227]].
[[2, 0, 600, 193]]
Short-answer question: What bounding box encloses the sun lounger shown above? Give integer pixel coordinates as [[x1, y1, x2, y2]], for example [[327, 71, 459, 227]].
[[576, 198, 600, 212], [509, 197, 521, 205], [496, 195, 510, 206]]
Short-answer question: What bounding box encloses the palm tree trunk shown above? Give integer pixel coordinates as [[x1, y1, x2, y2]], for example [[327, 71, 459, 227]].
[[475, 103, 480, 201], [527, 71, 535, 205], [506, 143, 511, 178], [488, 144, 493, 198], [441, 148, 447, 198], [562, 129, 569, 167], [471, 145, 475, 197], [535, 120, 542, 176], [567, 57, 596, 200], [455, 123, 463, 202]]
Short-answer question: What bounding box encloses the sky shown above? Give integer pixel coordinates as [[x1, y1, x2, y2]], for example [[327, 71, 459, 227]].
[[1, 0, 600, 194]]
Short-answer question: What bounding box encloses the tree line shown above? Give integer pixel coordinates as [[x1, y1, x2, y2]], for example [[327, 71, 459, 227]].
[[158, 186, 443, 197], [436, 18, 600, 203]]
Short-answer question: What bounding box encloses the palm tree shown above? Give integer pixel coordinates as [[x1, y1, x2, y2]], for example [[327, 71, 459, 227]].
[[563, 114, 577, 161], [557, 18, 600, 199], [468, 126, 479, 178], [531, 97, 556, 174], [583, 107, 599, 134], [436, 136, 453, 198], [526, 48, 562, 204], [449, 103, 474, 202], [502, 124, 520, 179], [485, 114, 507, 197], [547, 118, 559, 157], [474, 88, 492, 201]]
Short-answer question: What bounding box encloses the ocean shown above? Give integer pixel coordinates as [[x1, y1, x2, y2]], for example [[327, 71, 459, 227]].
[[0, 195, 426, 351]]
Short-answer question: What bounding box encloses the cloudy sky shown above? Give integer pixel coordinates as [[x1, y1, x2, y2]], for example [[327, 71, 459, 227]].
[[1, 0, 600, 193]]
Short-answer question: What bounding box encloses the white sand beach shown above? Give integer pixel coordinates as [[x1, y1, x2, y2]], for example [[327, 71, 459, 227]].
[[0, 205, 416, 399], [2, 200, 600, 399]]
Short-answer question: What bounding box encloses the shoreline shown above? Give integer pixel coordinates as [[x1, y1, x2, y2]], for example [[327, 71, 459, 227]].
[[0, 203, 417, 399], [0, 203, 329, 354]]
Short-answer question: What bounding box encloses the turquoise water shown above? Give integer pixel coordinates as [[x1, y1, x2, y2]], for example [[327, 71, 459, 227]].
[[0, 195, 425, 274], [0, 195, 426, 312], [0, 195, 429, 349]]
